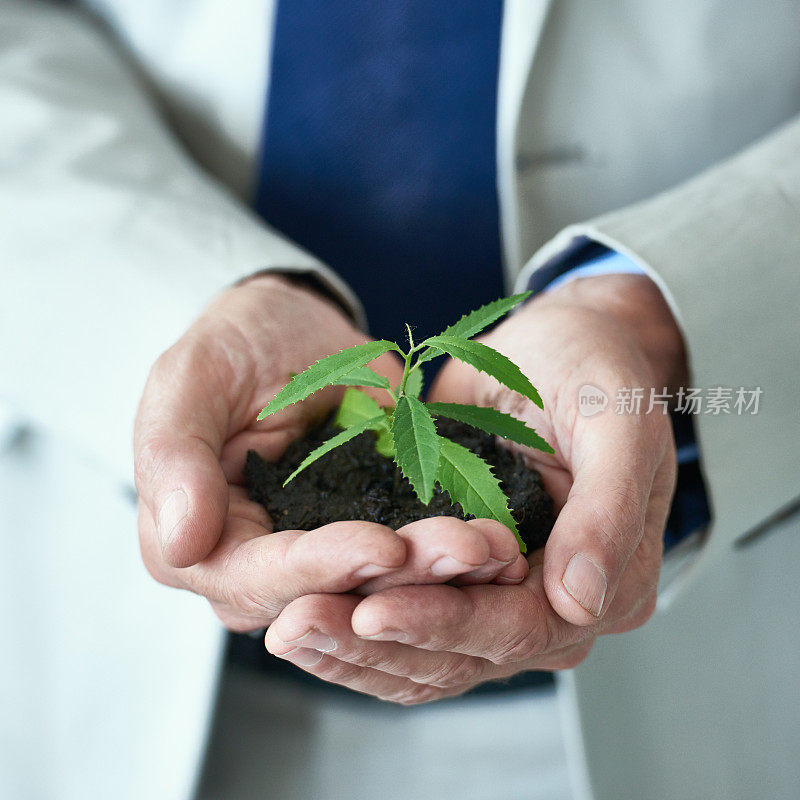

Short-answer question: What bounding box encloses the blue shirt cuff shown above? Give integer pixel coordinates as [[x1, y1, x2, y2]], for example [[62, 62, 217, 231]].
[[543, 248, 646, 292]]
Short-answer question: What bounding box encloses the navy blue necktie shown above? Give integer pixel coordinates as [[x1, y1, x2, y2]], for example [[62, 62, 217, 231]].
[[256, 1, 505, 342]]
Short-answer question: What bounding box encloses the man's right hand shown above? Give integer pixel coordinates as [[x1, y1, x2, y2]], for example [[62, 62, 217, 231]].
[[134, 275, 527, 632]]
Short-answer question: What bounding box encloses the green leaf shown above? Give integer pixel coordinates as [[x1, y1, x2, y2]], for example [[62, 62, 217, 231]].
[[335, 389, 394, 458], [405, 365, 424, 399], [437, 291, 531, 340], [415, 347, 442, 366], [416, 292, 531, 365], [329, 365, 390, 390], [420, 336, 543, 409], [391, 395, 441, 504], [436, 439, 524, 552], [257, 341, 399, 420], [283, 414, 387, 486], [374, 425, 395, 459], [426, 402, 554, 454], [334, 388, 386, 428]]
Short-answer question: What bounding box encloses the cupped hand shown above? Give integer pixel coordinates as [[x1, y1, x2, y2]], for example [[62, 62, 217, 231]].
[[264, 274, 686, 699], [134, 275, 526, 631]]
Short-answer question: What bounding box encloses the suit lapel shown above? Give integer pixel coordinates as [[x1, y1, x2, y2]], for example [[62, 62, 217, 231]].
[[496, 0, 552, 281]]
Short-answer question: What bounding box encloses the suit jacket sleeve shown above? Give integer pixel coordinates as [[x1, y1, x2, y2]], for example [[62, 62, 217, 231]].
[[515, 115, 800, 556], [0, 1, 364, 481]]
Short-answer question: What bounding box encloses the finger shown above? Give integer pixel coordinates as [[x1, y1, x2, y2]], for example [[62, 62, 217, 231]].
[[601, 461, 672, 633], [272, 649, 453, 705], [356, 517, 495, 594], [137, 486, 271, 588], [351, 576, 580, 665], [134, 342, 231, 568], [270, 638, 589, 695], [267, 593, 493, 689], [450, 520, 529, 586], [190, 520, 408, 624], [490, 553, 530, 586], [542, 414, 673, 625], [269, 593, 592, 683]]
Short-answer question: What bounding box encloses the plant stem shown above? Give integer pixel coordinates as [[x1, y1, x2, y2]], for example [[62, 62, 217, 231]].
[[398, 348, 412, 396]]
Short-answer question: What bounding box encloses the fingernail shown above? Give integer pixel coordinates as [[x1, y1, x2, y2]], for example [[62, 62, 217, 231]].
[[283, 630, 337, 653], [495, 575, 525, 585], [430, 556, 479, 577], [352, 563, 395, 580], [358, 629, 408, 642], [281, 648, 325, 667], [157, 490, 188, 549], [562, 553, 607, 617]]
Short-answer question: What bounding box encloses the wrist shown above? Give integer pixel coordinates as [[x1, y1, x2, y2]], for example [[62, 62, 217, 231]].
[[200, 272, 365, 381], [541, 274, 688, 393], [237, 270, 358, 325]]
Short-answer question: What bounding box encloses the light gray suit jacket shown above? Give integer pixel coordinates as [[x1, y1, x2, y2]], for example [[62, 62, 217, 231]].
[[1, 1, 798, 798]]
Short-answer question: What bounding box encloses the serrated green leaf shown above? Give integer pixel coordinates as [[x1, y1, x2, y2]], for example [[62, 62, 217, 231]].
[[334, 388, 386, 428], [426, 402, 554, 454], [405, 365, 424, 399], [416, 292, 531, 365], [436, 438, 524, 552], [257, 341, 399, 420], [329, 365, 391, 390], [283, 414, 387, 486], [374, 425, 395, 458], [420, 336, 543, 409], [335, 389, 394, 457], [391, 395, 441, 504], [438, 292, 532, 340], [415, 346, 443, 366]]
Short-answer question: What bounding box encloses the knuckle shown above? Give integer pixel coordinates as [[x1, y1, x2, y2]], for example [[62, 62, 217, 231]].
[[383, 684, 440, 706], [491, 629, 542, 665], [232, 588, 274, 621], [223, 543, 285, 621], [488, 593, 550, 665], [133, 437, 168, 493], [593, 485, 645, 555], [315, 657, 357, 684], [225, 571, 275, 621], [347, 648, 394, 671], [424, 655, 484, 689]]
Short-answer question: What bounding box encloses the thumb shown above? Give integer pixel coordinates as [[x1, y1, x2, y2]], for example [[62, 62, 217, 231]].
[[542, 414, 664, 626], [134, 346, 230, 569]]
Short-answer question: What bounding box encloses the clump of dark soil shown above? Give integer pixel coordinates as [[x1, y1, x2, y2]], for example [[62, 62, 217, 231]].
[[244, 417, 553, 552]]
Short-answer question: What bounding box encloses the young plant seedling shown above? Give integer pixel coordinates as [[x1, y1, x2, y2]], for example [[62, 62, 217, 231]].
[[257, 292, 553, 552]]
